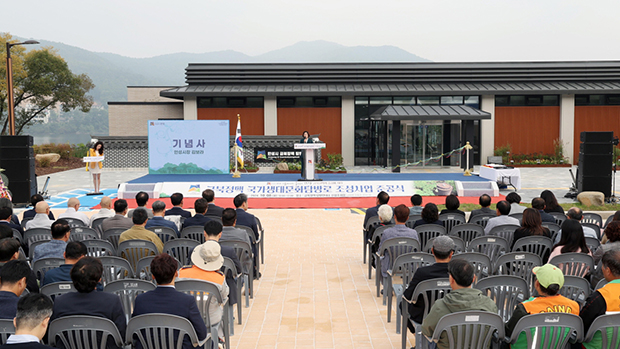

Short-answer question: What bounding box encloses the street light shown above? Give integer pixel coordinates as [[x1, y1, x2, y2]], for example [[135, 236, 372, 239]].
[[6, 39, 39, 135]]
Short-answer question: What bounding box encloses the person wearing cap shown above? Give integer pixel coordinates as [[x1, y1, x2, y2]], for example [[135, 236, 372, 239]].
[[178, 240, 229, 339], [505, 264, 579, 349], [402, 235, 455, 333], [580, 249, 620, 349], [378, 204, 419, 278]]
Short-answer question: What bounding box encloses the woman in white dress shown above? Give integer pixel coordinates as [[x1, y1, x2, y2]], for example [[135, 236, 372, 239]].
[[86, 141, 104, 192]]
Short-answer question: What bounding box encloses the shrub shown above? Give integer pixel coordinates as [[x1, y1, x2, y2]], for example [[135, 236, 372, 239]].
[[71, 143, 89, 158], [494, 144, 511, 164], [38, 158, 51, 167], [33, 143, 72, 159]]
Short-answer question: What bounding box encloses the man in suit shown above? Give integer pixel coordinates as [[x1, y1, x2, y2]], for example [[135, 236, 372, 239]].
[[118, 209, 164, 253], [127, 191, 153, 219], [145, 201, 179, 237], [468, 194, 496, 222], [0, 239, 38, 294], [100, 199, 133, 233], [182, 199, 212, 230], [32, 219, 70, 263], [133, 253, 207, 349], [50, 257, 126, 349], [0, 293, 54, 349], [0, 260, 31, 320], [531, 197, 557, 224], [233, 194, 258, 241], [364, 191, 390, 228], [220, 208, 252, 248], [21, 194, 55, 221], [41, 241, 102, 291], [0, 207, 23, 235], [165, 193, 192, 219], [203, 220, 243, 306], [203, 189, 224, 218], [402, 235, 455, 333]]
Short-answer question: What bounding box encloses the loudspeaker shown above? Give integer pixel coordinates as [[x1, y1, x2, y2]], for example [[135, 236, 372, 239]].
[[581, 131, 614, 143], [578, 154, 614, 176], [0, 135, 33, 147], [0, 136, 36, 204], [578, 175, 612, 197], [580, 143, 613, 155]]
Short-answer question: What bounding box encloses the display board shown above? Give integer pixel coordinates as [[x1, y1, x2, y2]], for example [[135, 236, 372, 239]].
[[148, 120, 229, 174]]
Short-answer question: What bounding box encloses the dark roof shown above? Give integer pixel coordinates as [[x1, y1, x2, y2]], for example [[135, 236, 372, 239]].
[[369, 105, 491, 121]]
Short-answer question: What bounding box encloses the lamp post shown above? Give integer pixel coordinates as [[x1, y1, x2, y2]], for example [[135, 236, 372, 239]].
[[5, 40, 39, 135]]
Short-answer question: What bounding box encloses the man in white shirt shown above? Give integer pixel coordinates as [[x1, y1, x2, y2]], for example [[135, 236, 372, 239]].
[[89, 196, 115, 225], [24, 202, 54, 230], [554, 207, 599, 244], [484, 200, 520, 235], [58, 198, 90, 226], [1, 293, 54, 348]]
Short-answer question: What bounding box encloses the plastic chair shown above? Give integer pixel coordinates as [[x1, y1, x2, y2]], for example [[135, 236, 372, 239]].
[[23, 228, 52, 247], [221, 256, 241, 334], [10, 229, 22, 244], [63, 218, 86, 228], [512, 235, 554, 261], [475, 275, 529, 322], [164, 238, 199, 266], [582, 212, 603, 227], [91, 217, 107, 232], [69, 227, 100, 242], [367, 225, 391, 280], [48, 315, 124, 349], [401, 278, 452, 349], [549, 252, 595, 277], [438, 213, 465, 234], [136, 256, 156, 281], [364, 216, 382, 263], [430, 311, 505, 349], [467, 236, 509, 261], [28, 239, 50, 260], [99, 256, 135, 286], [585, 237, 601, 255], [40, 281, 76, 300], [560, 276, 591, 306], [582, 223, 602, 240], [104, 279, 156, 322], [255, 216, 265, 265], [583, 313, 620, 348], [175, 279, 230, 349], [147, 226, 177, 243], [20, 216, 33, 229], [595, 279, 608, 290], [542, 222, 561, 242], [449, 223, 484, 247], [237, 225, 261, 277], [32, 257, 64, 281], [126, 313, 201, 349], [386, 252, 434, 333], [452, 252, 492, 284], [0, 319, 14, 345], [509, 213, 523, 224], [414, 225, 446, 252], [117, 239, 159, 273], [469, 213, 497, 228], [493, 252, 542, 295], [181, 225, 206, 243], [549, 212, 567, 226], [82, 239, 116, 257], [508, 313, 583, 348], [102, 228, 125, 249], [375, 237, 421, 301], [604, 215, 614, 228], [424, 236, 465, 254], [486, 224, 520, 246], [219, 240, 253, 308]]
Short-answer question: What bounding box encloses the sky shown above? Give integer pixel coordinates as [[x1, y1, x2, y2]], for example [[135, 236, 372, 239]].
[[4, 0, 620, 62]]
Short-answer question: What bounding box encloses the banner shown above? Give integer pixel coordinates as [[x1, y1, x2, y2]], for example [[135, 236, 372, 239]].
[[255, 148, 302, 162], [148, 120, 229, 174]]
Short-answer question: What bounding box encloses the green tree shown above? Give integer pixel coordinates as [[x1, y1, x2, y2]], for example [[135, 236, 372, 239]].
[[1, 33, 95, 135]]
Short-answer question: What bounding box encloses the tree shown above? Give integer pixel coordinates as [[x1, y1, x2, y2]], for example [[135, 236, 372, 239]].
[[0, 33, 95, 135]]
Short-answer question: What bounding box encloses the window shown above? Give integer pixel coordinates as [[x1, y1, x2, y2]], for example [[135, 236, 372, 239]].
[[197, 97, 263, 108], [495, 95, 559, 107], [277, 97, 341, 107], [575, 95, 620, 106]]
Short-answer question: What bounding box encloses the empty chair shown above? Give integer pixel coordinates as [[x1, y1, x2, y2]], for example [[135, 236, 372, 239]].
[[255, 216, 265, 265], [237, 225, 261, 277], [126, 313, 201, 349], [424, 236, 465, 254], [467, 236, 509, 261], [375, 237, 420, 300], [452, 252, 492, 283], [475, 275, 529, 322], [549, 212, 567, 226], [32, 257, 64, 281], [104, 279, 156, 323], [438, 213, 465, 234], [582, 313, 620, 348], [582, 212, 603, 227], [48, 315, 124, 349], [219, 240, 253, 307], [181, 226, 206, 244], [512, 235, 554, 261], [164, 239, 200, 266], [69, 226, 100, 242], [560, 276, 591, 306], [429, 311, 505, 349], [23, 228, 52, 247], [40, 281, 76, 299], [486, 224, 520, 246], [469, 213, 496, 228], [549, 252, 595, 277], [147, 226, 177, 243], [415, 225, 446, 252], [509, 212, 523, 224], [221, 256, 241, 332], [542, 222, 561, 241], [448, 223, 484, 247], [102, 228, 125, 249], [116, 240, 159, 273], [99, 256, 134, 286], [507, 313, 583, 348], [82, 239, 116, 257], [0, 319, 14, 345], [493, 252, 542, 295]]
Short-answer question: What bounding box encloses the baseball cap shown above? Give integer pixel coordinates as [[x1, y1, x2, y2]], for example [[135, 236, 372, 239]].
[[432, 235, 456, 253], [532, 264, 564, 288], [190, 240, 224, 271]]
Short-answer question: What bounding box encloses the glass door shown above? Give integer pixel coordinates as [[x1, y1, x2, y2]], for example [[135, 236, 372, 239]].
[[401, 121, 443, 167]]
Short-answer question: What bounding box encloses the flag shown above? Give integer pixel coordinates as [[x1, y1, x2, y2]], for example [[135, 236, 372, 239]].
[[235, 116, 244, 168]]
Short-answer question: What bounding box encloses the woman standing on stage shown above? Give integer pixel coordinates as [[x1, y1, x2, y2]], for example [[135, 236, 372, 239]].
[[86, 141, 104, 193], [299, 131, 313, 179]]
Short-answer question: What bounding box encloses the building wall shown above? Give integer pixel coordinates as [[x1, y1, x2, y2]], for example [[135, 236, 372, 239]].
[[197, 108, 265, 135], [574, 105, 620, 164], [127, 87, 177, 102], [108, 103, 183, 136], [494, 106, 561, 155], [277, 107, 342, 160]]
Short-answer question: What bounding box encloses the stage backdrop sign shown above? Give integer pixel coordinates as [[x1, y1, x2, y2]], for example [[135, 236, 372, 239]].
[[148, 120, 229, 174]]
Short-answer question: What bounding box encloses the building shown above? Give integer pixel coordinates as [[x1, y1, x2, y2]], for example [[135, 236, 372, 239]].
[[108, 62, 620, 167]]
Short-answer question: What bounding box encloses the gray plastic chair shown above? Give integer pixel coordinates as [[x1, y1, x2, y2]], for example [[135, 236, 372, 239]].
[[20, 216, 33, 229], [452, 252, 492, 284], [582, 212, 603, 227], [585, 237, 601, 255], [99, 256, 135, 286], [424, 236, 465, 254], [604, 215, 614, 228], [0, 319, 15, 345], [469, 213, 497, 228], [102, 228, 125, 249], [63, 218, 86, 228], [175, 279, 230, 349], [104, 279, 156, 322], [509, 213, 523, 224], [237, 225, 261, 277], [69, 227, 100, 241], [430, 311, 505, 349], [512, 235, 554, 261], [448, 223, 484, 247], [493, 252, 542, 295], [28, 239, 50, 260], [542, 222, 562, 242], [180, 225, 206, 243], [595, 279, 608, 290], [49, 315, 124, 349], [147, 226, 177, 243], [475, 275, 529, 322], [438, 213, 465, 234], [83, 239, 116, 257], [164, 238, 199, 266], [375, 237, 421, 301], [126, 313, 201, 349], [32, 257, 64, 281], [549, 252, 595, 277], [401, 278, 451, 349], [487, 224, 520, 246], [221, 256, 241, 334], [508, 313, 583, 348], [10, 229, 22, 244], [549, 212, 568, 226], [136, 256, 156, 281], [583, 313, 620, 348], [415, 225, 446, 252], [220, 240, 253, 307], [467, 236, 509, 261], [364, 216, 382, 263], [367, 225, 392, 280], [40, 281, 76, 300], [23, 228, 52, 247], [117, 239, 159, 273], [91, 217, 107, 232], [560, 276, 591, 306], [386, 252, 435, 333], [255, 216, 265, 265], [582, 223, 602, 240]]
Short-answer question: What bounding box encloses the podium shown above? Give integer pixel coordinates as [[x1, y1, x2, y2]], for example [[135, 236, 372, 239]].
[[294, 143, 325, 181], [83, 155, 105, 195]]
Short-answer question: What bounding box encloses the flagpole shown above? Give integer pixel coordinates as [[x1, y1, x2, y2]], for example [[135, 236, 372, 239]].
[[233, 114, 241, 178]]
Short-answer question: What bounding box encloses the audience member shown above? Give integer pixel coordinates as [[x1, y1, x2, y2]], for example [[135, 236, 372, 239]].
[[182, 199, 212, 229], [403, 235, 455, 331], [233, 194, 259, 240], [506, 192, 526, 214], [364, 191, 390, 228], [531, 197, 556, 223], [409, 194, 423, 215], [203, 189, 224, 218], [421, 259, 497, 349], [178, 240, 229, 340], [601, 210, 620, 244], [484, 200, 520, 235], [549, 220, 591, 271], [541, 190, 564, 215], [203, 220, 243, 306], [439, 195, 465, 216], [0, 260, 31, 319], [412, 203, 443, 229], [145, 200, 179, 237], [0, 239, 38, 293], [50, 257, 126, 349], [468, 194, 495, 222], [127, 191, 153, 219], [0, 198, 20, 226], [165, 193, 192, 218], [32, 219, 70, 263], [580, 250, 620, 349], [369, 204, 394, 257], [591, 221, 620, 286], [57, 197, 90, 226], [0, 293, 54, 349], [24, 202, 54, 231], [505, 264, 578, 348], [22, 194, 54, 220], [41, 241, 102, 291], [89, 196, 115, 224], [118, 208, 163, 253], [0, 224, 13, 240], [0, 207, 23, 235], [220, 208, 252, 247], [100, 199, 133, 233], [553, 207, 599, 244], [511, 208, 551, 250], [378, 204, 419, 278], [132, 254, 207, 349]]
